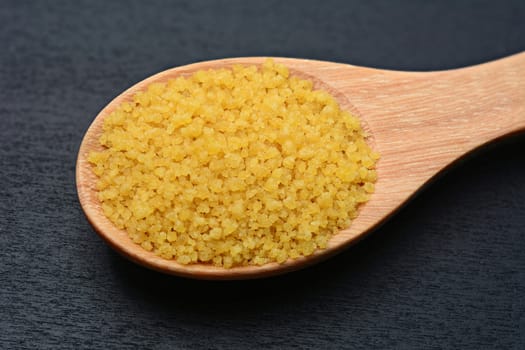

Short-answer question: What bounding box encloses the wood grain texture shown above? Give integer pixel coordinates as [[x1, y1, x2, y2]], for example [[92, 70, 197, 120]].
[[76, 53, 525, 279]]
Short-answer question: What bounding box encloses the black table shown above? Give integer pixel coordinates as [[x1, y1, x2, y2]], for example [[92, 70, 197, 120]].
[[1, 1, 524, 348]]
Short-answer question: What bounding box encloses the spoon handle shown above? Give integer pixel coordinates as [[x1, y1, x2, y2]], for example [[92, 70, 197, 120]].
[[332, 52, 525, 238], [422, 51, 525, 146], [352, 52, 524, 152], [344, 52, 525, 181]]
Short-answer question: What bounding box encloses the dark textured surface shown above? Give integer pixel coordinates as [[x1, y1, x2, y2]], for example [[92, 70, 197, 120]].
[[1, 0, 524, 348]]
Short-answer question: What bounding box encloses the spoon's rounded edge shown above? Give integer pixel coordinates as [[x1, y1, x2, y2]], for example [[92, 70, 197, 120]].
[[76, 56, 379, 280]]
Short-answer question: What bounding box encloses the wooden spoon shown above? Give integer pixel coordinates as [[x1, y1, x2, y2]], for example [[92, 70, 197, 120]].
[[76, 53, 525, 280]]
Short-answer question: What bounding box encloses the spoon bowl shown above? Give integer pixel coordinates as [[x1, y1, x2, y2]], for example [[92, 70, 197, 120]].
[[77, 53, 525, 279]]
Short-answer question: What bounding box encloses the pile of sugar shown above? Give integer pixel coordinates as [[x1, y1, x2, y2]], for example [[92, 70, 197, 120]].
[[88, 59, 379, 268]]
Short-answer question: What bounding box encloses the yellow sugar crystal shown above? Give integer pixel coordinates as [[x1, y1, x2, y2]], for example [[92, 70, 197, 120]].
[[88, 59, 379, 268]]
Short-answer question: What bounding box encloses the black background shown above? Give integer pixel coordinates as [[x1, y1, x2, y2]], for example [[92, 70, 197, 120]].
[[1, 1, 524, 349]]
